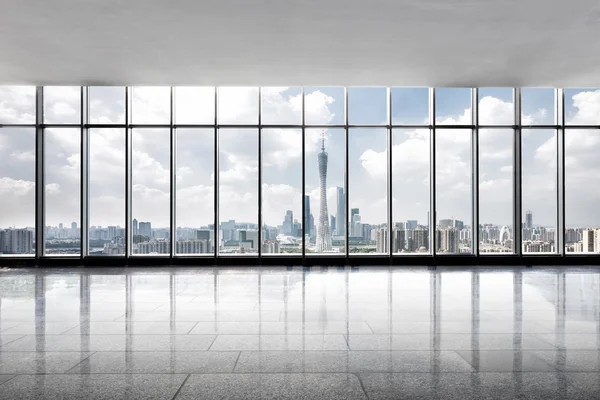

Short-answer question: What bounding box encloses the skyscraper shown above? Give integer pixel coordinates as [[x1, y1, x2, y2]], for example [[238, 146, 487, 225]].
[[526, 210, 533, 229], [335, 187, 345, 236], [316, 131, 332, 251], [132, 218, 138, 236], [283, 210, 293, 235], [304, 195, 311, 237]]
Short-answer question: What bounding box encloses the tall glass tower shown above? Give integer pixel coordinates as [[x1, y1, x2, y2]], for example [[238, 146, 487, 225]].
[[316, 131, 332, 251]]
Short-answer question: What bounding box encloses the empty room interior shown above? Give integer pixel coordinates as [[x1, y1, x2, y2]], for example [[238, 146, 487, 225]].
[[1, 0, 600, 399]]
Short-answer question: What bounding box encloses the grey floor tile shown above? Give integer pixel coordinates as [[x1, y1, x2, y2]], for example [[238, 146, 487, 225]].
[[67, 351, 238, 374], [174, 373, 367, 400], [209, 334, 348, 351], [455, 350, 558, 372], [0, 374, 187, 400], [64, 321, 198, 335], [358, 372, 581, 400], [532, 350, 600, 372], [536, 320, 600, 334], [234, 350, 473, 373], [535, 334, 600, 350], [114, 310, 282, 322], [0, 351, 93, 374], [0, 322, 21, 332], [0, 334, 216, 352], [190, 321, 371, 335], [565, 372, 600, 398], [1, 322, 82, 335], [0, 335, 25, 348], [0, 375, 15, 385]]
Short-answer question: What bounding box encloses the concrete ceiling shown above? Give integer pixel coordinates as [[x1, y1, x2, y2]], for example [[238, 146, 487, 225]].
[[1, 0, 600, 86]]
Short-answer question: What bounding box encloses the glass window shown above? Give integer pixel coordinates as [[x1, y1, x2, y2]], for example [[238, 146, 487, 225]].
[[261, 129, 302, 255], [261, 87, 302, 125], [565, 129, 600, 253], [0, 86, 35, 124], [218, 129, 258, 255], [392, 128, 430, 254], [305, 128, 346, 255], [304, 87, 344, 125], [435, 129, 472, 254], [131, 87, 170, 124], [479, 129, 514, 254], [565, 88, 600, 125], [89, 87, 125, 124], [0, 128, 35, 255], [44, 86, 81, 124], [391, 88, 429, 125], [348, 87, 387, 125], [44, 128, 81, 255], [435, 88, 471, 125], [174, 87, 215, 125], [521, 88, 555, 126], [218, 87, 259, 125], [89, 128, 125, 256], [348, 128, 388, 254], [522, 129, 557, 253], [175, 128, 214, 255], [131, 129, 170, 255], [479, 88, 513, 125]]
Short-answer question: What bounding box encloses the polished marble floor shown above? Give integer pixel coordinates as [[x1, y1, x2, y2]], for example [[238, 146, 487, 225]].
[[0, 266, 599, 399]]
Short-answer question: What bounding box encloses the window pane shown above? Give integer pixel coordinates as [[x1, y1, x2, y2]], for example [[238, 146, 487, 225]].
[[565, 88, 600, 125], [392, 128, 430, 254], [261, 87, 302, 125], [565, 129, 600, 253], [435, 88, 471, 125], [44, 86, 81, 124], [349, 128, 388, 254], [176, 128, 214, 255], [218, 87, 258, 125], [479, 129, 514, 254], [391, 88, 429, 125], [0, 128, 35, 255], [218, 129, 258, 255], [131, 87, 170, 124], [44, 128, 80, 255], [521, 88, 555, 126], [261, 129, 302, 254], [348, 87, 387, 125], [479, 88, 513, 125], [435, 129, 472, 254], [522, 129, 557, 253], [305, 128, 346, 255], [174, 87, 214, 124], [131, 129, 170, 255], [0, 86, 35, 124], [89, 87, 125, 124], [304, 87, 344, 125], [89, 128, 125, 256]]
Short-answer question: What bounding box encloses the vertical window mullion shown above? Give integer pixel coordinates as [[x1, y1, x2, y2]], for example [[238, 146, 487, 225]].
[[301, 87, 306, 259], [429, 88, 436, 256], [35, 86, 45, 257], [513, 88, 522, 256], [258, 88, 262, 258], [81, 86, 89, 257], [557, 88, 565, 255], [472, 88, 479, 256], [170, 87, 176, 258], [387, 87, 392, 258], [125, 87, 132, 258], [214, 87, 218, 259], [344, 88, 349, 259]]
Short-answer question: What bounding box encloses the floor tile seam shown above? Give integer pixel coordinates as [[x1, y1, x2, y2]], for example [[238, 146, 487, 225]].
[[350, 372, 370, 400], [0, 322, 22, 333], [0, 375, 17, 387], [0, 334, 26, 348], [185, 321, 200, 335], [232, 351, 242, 373], [169, 373, 191, 400], [206, 335, 219, 351], [62, 351, 98, 373]]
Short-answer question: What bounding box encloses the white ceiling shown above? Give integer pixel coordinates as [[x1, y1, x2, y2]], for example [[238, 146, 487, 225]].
[[1, 0, 600, 86]]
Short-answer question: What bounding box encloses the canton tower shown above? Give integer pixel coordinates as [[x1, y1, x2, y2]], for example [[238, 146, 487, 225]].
[[316, 131, 332, 251]]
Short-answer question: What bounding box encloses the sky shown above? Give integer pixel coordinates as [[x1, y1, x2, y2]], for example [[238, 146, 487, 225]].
[[1, 86, 600, 232]]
